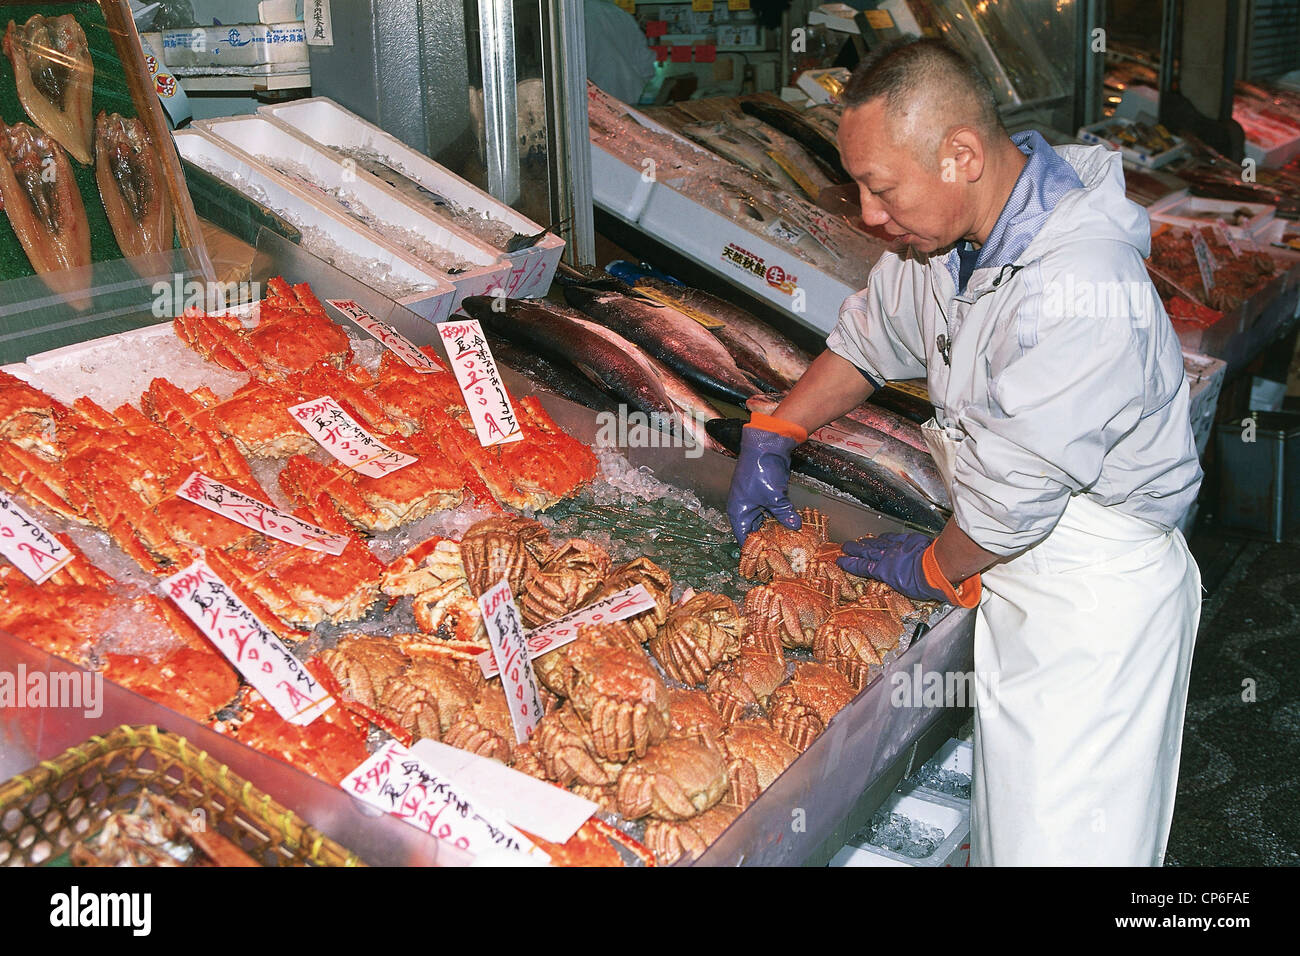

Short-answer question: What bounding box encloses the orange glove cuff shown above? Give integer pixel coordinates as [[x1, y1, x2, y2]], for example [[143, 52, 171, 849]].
[[922, 543, 981, 608], [746, 411, 808, 443]]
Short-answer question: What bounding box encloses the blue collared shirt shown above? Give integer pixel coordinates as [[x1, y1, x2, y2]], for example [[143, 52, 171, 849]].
[[948, 130, 1084, 294]]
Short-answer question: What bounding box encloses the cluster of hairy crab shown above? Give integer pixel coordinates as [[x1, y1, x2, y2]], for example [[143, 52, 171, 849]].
[[739, 507, 931, 694]]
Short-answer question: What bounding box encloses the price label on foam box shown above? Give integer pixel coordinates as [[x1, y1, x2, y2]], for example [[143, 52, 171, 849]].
[[344, 740, 543, 860], [163, 558, 334, 725], [477, 584, 657, 679], [326, 299, 444, 373], [478, 578, 544, 743], [0, 494, 72, 584], [437, 319, 523, 448], [288, 396, 417, 479], [809, 423, 885, 462], [176, 472, 349, 555]]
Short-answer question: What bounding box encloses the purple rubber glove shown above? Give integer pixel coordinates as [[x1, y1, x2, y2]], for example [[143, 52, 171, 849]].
[[726, 425, 802, 544], [836, 531, 947, 603]]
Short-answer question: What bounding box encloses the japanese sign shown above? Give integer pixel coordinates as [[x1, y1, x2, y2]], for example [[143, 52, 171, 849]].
[[163, 558, 334, 724], [477, 584, 656, 679], [436, 319, 523, 447], [326, 299, 443, 373], [477, 578, 544, 743], [306, 0, 334, 45], [0, 494, 72, 583], [176, 472, 348, 555], [288, 396, 416, 479], [343, 741, 540, 859], [808, 424, 885, 462]]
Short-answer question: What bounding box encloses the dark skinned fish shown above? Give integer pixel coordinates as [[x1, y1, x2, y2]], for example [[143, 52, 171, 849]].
[[631, 277, 814, 390], [747, 394, 950, 510], [562, 283, 760, 405], [869, 384, 933, 426], [461, 295, 680, 432], [705, 417, 948, 534], [484, 333, 621, 412], [738, 99, 848, 184]]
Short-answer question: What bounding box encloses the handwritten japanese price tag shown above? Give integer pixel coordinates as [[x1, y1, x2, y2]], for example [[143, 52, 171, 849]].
[[326, 298, 444, 372], [478, 578, 544, 743], [436, 319, 523, 447], [0, 494, 72, 583], [1191, 229, 1218, 291], [477, 584, 656, 679], [162, 558, 334, 724], [809, 424, 885, 462], [343, 741, 543, 860], [1214, 220, 1243, 258], [176, 472, 348, 555], [288, 396, 416, 479]]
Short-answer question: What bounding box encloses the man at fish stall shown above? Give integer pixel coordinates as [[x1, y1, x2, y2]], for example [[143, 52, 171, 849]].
[[725, 38, 1202, 866]]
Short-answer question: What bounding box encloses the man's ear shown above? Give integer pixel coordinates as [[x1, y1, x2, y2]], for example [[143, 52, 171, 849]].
[[946, 126, 986, 184]]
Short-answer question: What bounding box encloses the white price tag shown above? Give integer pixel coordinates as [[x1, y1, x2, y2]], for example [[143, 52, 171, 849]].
[[411, 739, 596, 844], [288, 396, 416, 479], [765, 217, 806, 246], [176, 472, 348, 555], [477, 584, 657, 678], [478, 578, 544, 743], [343, 741, 543, 859], [326, 299, 443, 373], [436, 319, 524, 447], [1191, 230, 1218, 291], [0, 494, 72, 584], [163, 558, 334, 724], [1214, 219, 1243, 258]]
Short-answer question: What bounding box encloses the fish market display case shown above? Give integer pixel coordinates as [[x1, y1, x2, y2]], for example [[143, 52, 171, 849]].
[[589, 85, 885, 338], [0, 230, 975, 867]]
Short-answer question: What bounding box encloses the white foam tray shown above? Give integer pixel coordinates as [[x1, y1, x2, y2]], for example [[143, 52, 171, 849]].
[[588, 96, 860, 334], [635, 183, 859, 336], [1184, 348, 1228, 458], [174, 128, 457, 323], [911, 737, 972, 803], [195, 115, 511, 310], [1147, 191, 1277, 241], [830, 790, 971, 868], [260, 97, 564, 299]]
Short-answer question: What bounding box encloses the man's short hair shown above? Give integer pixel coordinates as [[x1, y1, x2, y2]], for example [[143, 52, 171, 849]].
[[841, 38, 1004, 159]]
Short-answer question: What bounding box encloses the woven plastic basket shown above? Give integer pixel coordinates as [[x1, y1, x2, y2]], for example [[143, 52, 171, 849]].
[[0, 724, 364, 867]]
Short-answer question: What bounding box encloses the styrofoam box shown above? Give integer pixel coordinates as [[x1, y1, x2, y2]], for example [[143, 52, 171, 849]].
[[589, 104, 712, 223], [1077, 117, 1188, 170], [829, 791, 971, 868], [173, 128, 457, 323], [912, 737, 972, 803], [260, 98, 563, 299], [1148, 191, 1276, 241], [197, 114, 510, 309], [1184, 349, 1227, 458], [161, 23, 309, 68], [1245, 132, 1300, 170], [636, 183, 859, 335]]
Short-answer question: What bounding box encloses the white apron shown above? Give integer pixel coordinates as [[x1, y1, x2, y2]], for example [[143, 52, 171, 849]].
[[922, 419, 1201, 866]]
